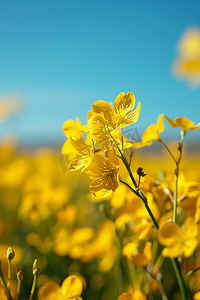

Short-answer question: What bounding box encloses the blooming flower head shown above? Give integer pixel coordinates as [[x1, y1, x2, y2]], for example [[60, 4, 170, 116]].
[[88, 92, 141, 144], [85, 150, 119, 198], [38, 275, 83, 300], [158, 217, 198, 258]]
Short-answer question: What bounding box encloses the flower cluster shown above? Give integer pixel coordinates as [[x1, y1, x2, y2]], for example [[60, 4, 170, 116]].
[[62, 91, 200, 300]]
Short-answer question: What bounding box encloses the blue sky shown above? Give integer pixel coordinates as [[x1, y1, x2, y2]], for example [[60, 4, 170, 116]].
[[0, 1, 200, 145]]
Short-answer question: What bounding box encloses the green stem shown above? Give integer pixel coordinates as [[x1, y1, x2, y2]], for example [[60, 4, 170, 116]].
[[14, 280, 21, 300], [171, 258, 188, 300], [119, 180, 159, 230], [173, 174, 178, 223], [29, 275, 37, 300], [7, 259, 11, 291], [111, 132, 188, 300]]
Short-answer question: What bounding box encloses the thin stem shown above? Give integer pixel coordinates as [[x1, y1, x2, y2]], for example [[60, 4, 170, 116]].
[[173, 131, 184, 223], [120, 128, 124, 151], [109, 133, 138, 188], [114, 132, 188, 300], [159, 138, 177, 165], [173, 174, 178, 223], [14, 280, 21, 300], [7, 260, 11, 291], [29, 275, 37, 300], [171, 258, 188, 300], [119, 179, 159, 230]]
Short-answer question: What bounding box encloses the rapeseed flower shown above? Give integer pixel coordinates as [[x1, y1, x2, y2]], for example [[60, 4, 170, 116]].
[[158, 217, 198, 257], [88, 92, 141, 144], [38, 275, 83, 300], [85, 150, 119, 197], [122, 240, 152, 266]]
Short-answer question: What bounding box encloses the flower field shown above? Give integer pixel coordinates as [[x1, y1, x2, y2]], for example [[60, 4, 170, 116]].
[[0, 91, 200, 300]]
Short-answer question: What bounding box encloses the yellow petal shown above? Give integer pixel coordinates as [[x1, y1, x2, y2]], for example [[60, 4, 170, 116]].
[[162, 243, 182, 258], [174, 117, 194, 129], [158, 222, 181, 246], [38, 282, 61, 300], [183, 239, 198, 257], [117, 292, 134, 300], [61, 275, 83, 298], [62, 119, 82, 139], [114, 92, 135, 111]]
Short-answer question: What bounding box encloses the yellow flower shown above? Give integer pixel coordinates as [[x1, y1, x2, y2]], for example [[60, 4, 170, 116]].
[[38, 275, 83, 300], [88, 108, 117, 144], [132, 115, 164, 148], [118, 289, 147, 300], [62, 118, 84, 157], [163, 115, 200, 134], [114, 92, 141, 128], [122, 240, 152, 266], [85, 150, 119, 198], [172, 27, 200, 87], [88, 92, 141, 143], [194, 291, 200, 300], [158, 217, 198, 258], [62, 118, 83, 140], [68, 138, 94, 172]]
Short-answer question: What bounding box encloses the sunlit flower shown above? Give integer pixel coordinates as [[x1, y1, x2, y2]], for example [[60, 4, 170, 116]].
[[85, 150, 119, 197], [67, 138, 94, 172], [172, 27, 200, 87], [114, 92, 141, 128], [158, 217, 198, 257], [132, 115, 164, 148], [38, 275, 83, 300], [88, 92, 141, 144]]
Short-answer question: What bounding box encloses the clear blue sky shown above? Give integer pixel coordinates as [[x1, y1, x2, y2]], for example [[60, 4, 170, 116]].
[[0, 1, 200, 145]]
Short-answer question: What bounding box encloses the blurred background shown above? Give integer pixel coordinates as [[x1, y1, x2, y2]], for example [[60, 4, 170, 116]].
[[0, 0, 200, 149]]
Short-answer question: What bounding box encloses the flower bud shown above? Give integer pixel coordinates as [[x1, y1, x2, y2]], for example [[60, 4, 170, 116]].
[[33, 259, 42, 276], [7, 247, 15, 261], [17, 270, 23, 281]]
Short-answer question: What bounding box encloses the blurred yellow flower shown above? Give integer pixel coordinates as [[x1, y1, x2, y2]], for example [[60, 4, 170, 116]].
[[158, 217, 198, 257], [118, 289, 147, 300], [38, 275, 83, 300], [122, 240, 152, 266], [194, 291, 200, 300], [0, 95, 22, 123], [172, 27, 200, 87], [132, 115, 164, 148]]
